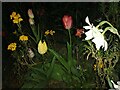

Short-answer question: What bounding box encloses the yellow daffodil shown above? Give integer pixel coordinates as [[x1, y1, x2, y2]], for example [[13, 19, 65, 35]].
[[45, 30, 50, 35], [13, 18, 23, 24], [49, 30, 55, 35], [10, 12, 16, 19], [10, 12, 23, 24], [45, 30, 55, 36], [7, 43, 17, 51], [19, 35, 28, 41], [38, 40, 47, 55]]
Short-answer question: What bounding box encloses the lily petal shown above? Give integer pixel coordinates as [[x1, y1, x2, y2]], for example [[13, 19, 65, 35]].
[[83, 26, 91, 29], [85, 30, 93, 40], [85, 16, 91, 26], [104, 40, 108, 51]]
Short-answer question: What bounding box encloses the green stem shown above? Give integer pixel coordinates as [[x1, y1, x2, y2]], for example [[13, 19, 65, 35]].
[[102, 27, 111, 35], [96, 21, 114, 29], [17, 23, 23, 34], [31, 25, 38, 42], [68, 29, 71, 46]]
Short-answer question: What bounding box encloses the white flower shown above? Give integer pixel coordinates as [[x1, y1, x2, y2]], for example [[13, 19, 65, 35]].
[[92, 35, 108, 51], [83, 16, 108, 51], [111, 80, 120, 90]]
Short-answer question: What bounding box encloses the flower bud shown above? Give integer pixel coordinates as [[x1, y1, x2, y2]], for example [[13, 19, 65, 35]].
[[28, 9, 34, 18], [29, 18, 34, 25], [62, 15, 72, 30]]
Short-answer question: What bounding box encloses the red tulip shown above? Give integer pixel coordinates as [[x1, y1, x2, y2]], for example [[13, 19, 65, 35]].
[[62, 15, 72, 30]]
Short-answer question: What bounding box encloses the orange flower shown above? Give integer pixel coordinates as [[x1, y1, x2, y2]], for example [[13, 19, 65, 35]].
[[62, 15, 72, 30], [75, 28, 84, 38]]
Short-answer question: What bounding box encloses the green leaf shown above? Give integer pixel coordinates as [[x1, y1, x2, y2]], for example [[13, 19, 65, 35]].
[[107, 77, 113, 89], [51, 64, 66, 81], [96, 21, 108, 28], [67, 42, 73, 69], [29, 34, 37, 44], [33, 80, 48, 88], [28, 66, 46, 76], [109, 27, 120, 38], [37, 24, 40, 42], [49, 48, 69, 71], [21, 81, 37, 88], [47, 56, 56, 78]]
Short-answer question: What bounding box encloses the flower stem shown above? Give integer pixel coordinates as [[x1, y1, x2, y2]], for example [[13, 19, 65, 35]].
[[68, 29, 71, 46]]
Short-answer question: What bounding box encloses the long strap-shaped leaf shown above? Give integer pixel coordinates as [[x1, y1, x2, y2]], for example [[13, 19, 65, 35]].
[[49, 48, 69, 71]]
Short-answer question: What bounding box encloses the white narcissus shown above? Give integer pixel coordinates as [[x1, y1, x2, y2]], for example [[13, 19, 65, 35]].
[[38, 40, 48, 55], [83, 16, 108, 51]]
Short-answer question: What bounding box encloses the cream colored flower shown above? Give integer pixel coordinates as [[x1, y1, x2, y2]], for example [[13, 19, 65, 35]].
[[49, 30, 55, 35], [38, 40, 47, 55], [28, 9, 34, 18], [29, 18, 34, 25]]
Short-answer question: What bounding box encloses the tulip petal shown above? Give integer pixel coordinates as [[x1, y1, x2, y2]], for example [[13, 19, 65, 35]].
[[38, 40, 47, 55]]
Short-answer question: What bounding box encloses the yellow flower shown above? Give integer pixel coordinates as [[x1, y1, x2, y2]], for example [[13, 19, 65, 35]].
[[10, 12, 16, 19], [98, 60, 103, 69], [49, 30, 55, 35], [13, 18, 23, 24], [38, 40, 47, 55], [10, 12, 23, 24], [45, 30, 55, 36], [7, 43, 17, 51], [93, 64, 96, 71], [19, 35, 28, 41], [45, 30, 50, 35], [99, 63, 103, 68], [13, 30, 17, 34]]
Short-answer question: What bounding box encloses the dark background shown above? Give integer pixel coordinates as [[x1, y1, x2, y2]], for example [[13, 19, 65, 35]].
[[2, 2, 120, 88]]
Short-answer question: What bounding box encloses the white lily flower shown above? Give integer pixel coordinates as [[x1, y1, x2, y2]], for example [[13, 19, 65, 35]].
[[83, 16, 108, 51], [92, 35, 108, 51], [111, 80, 120, 90]]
